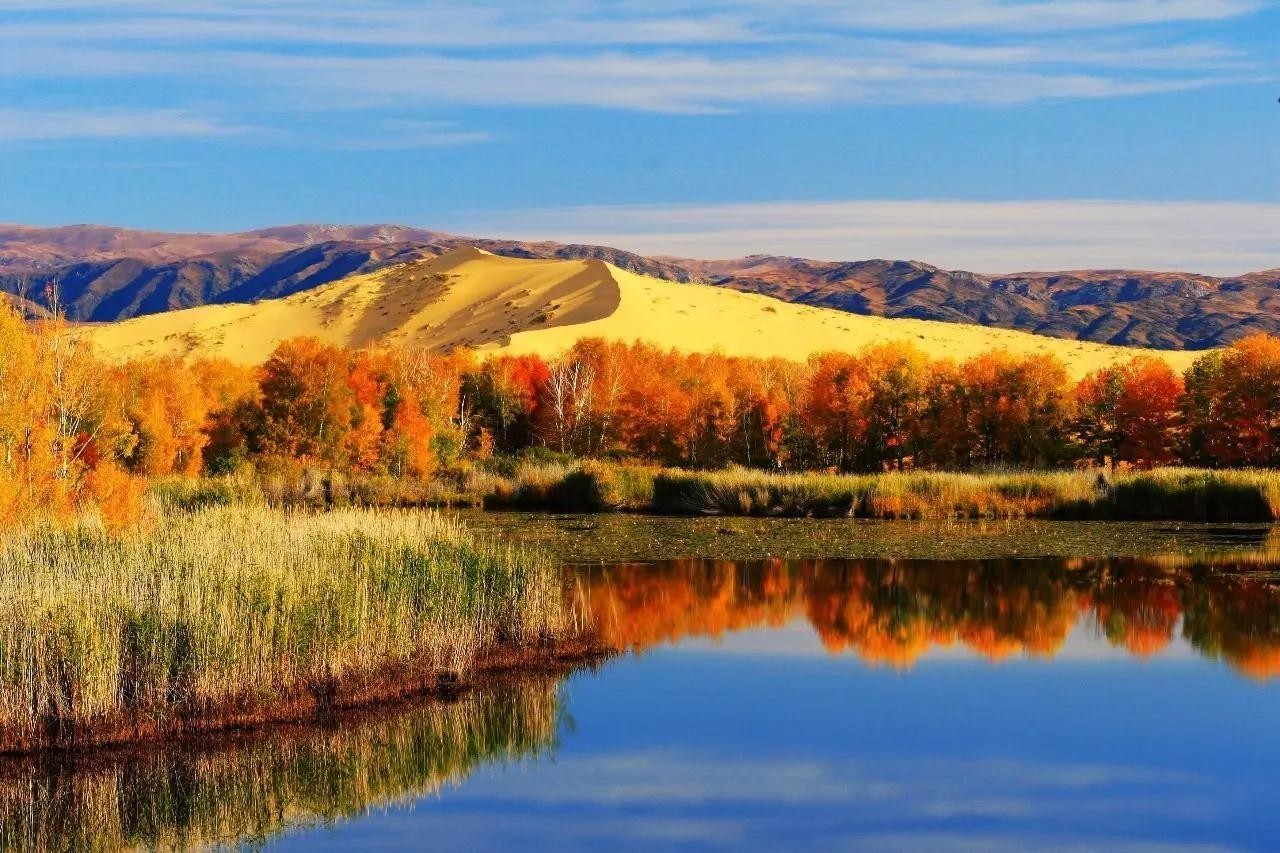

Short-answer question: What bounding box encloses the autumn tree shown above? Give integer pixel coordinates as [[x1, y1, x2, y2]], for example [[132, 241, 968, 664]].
[[253, 338, 355, 464], [0, 304, 42, 521], [856, 342, 928, 470], [614, 344, 689, 463], [382, 347, 470, 475], [464, 353, 548, 452], [118, 357, 212, 476], [743, 357, 802, 469], [541, 351, 597, 455], [1080, 356, 1183, 467], [192, 357, 261, 474], [802, 352, 870, 471], [1182, 336, 1280, 467], [924, 350, 1075, 468]]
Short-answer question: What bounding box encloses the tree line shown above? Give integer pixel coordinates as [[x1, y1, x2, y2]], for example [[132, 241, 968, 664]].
[[3, 297, 1280, 524]]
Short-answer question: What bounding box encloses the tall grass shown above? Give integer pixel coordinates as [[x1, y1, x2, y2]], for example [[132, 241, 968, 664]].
[[1084, 467, 1280, 522], [153, 461, 1280, 522], [0, 679, 563, 852], [0, 506, 572, 751], [652, 468, 1098, 519], [478, 463, 1280, 522], [482, 460, 657, 512], [652, 467, 1280, 521]]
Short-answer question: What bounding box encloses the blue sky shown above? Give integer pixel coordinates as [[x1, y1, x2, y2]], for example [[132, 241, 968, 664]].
[[0, 0, 1278, 271]]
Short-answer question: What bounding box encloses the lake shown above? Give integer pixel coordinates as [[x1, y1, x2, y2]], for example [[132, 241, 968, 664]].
[[5, 520, 1280, 852]]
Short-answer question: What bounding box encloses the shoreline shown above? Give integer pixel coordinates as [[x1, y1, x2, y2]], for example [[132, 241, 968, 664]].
[[161, 464, 1280, 523], [0, 638, 614, 757], [475, 464, 1280, 523]]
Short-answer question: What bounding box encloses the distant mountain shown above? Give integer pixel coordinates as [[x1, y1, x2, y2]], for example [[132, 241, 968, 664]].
[[4, 223, 1279, 349], [82, 247, 1200, 381], [680, 256, 1280, 349], [0, 223, 448, 273]]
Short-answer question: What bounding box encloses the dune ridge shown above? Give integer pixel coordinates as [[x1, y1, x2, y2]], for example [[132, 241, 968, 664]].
[[79, 247, 1202, 378]]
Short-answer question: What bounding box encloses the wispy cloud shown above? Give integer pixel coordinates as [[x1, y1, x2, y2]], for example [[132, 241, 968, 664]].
[[1, 0, 1261, 36], [332, 120, 493, 150], [217, 51, 1256, 113], [812, 0, 1265, 31], [0, 0, 1266, 115], [0, 109, 243, 142], [447, 199, 1280, 275]]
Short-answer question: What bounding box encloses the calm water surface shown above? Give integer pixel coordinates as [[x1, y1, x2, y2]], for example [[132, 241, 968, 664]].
[[7, 533, 1280, 852]]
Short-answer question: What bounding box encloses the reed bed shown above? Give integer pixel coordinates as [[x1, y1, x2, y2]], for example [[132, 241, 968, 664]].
[[0, 679, 563, 852], [1086, 467, 1280, 522], [653, 467, 1280, 521], [0, 506, 570, 751], [481, 460, 657, 512], [475, 462, 1280, 522], [150, 462, 1280, 521], [651, 468, 1099, 519], [150, 469, 482, 512]]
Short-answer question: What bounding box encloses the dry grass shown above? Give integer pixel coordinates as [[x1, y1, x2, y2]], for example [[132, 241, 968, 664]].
[[650, 468, 1096, 519], [153, 464, 1280, 522], [0, 505, 570, 751], [651, 467, 1280, 521], [481, 460, 657, 512]]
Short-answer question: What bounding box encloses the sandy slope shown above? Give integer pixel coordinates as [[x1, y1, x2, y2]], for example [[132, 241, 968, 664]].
[[81, 247, 1202, 378]]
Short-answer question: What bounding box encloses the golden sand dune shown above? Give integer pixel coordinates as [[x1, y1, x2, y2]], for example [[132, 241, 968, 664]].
[[80, 247, 1202, 377]]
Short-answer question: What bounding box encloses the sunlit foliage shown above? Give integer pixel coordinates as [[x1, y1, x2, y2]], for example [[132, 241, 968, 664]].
[[4, 295, 1280, 526]]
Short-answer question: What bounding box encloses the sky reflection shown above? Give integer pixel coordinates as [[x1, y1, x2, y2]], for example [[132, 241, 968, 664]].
[[269, 556, 1280, 852]]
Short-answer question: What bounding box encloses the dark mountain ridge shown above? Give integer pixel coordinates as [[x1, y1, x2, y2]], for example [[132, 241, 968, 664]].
[[2, 223, 1277, 349]]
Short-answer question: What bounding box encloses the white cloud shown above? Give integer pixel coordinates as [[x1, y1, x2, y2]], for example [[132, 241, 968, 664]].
[[447, 748, 1218, 832], [447, 199, 1280, 275], [324, 120, 492, 150], [53, 48, 1238, 114], [816, 0, 1265, 31], [3, 0, 1258, 34], [0, 0, 1265, 114], [0, 108, 243, 141]]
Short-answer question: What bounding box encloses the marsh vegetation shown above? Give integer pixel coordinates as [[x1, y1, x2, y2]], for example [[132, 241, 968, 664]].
[[472, 462, 1280, 521], [0, 505, 576, 752]]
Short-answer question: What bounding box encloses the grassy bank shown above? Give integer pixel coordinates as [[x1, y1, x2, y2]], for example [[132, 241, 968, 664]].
[[474, 462, 1280, 522], [0, 505, 580, 752], [150, 461, 1280, 522]]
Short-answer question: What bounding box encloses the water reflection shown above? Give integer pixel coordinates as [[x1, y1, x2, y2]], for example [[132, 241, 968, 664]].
[[0, 679, 564, 852], [575, 557, 1280, 678], [7, 553, 1280, 852]]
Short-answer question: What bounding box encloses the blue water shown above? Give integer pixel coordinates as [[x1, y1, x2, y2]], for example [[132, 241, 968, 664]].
[[267, 565, 1280, 852]]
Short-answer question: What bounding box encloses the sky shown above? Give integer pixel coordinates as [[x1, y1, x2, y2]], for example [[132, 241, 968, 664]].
[[0, 0, 1278, 273]]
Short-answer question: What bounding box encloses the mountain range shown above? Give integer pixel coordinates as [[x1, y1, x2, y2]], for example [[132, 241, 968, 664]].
[[4, 223, 1278, 350], [80, 246, 1200, 380]]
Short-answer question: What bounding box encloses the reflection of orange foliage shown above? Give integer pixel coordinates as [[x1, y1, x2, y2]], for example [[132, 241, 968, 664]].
[[576, 558, 1280, 679], [1090, 578, 1182, 658], [583, 560, 794, 651], [1182, 574, 1280, 679], [1232, 648, 1280, 681]]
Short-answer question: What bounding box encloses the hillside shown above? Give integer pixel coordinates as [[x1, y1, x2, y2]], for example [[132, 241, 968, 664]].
[[81, 248, 1200, 379], [0, 292, 49, 320], [4, 224, 1279, 349], [685, 256, 1280, 349], [0, 223, 449, 273]]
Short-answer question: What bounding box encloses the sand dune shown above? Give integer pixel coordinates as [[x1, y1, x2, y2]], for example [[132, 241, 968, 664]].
[[80, 247, 1202, 378]]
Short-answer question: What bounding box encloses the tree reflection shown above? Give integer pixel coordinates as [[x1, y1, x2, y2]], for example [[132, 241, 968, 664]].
[[576, 558, 1280, 678]]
